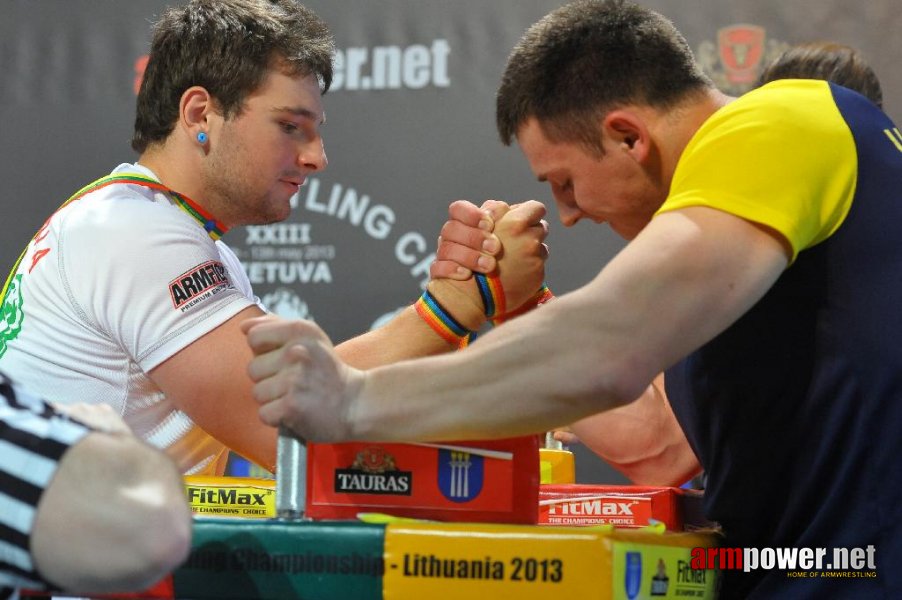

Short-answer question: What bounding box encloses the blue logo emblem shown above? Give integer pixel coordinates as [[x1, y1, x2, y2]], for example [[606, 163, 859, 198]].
[[437, 449, 483, 502]]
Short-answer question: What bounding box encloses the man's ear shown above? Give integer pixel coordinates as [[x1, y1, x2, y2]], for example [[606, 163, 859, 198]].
[[179, 86, 215, 141], [603, 109, 651, 164]]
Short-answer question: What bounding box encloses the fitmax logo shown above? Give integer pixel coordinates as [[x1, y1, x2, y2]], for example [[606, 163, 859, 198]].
[[547, 499, 639, 516], [188, 487, 267, 506]]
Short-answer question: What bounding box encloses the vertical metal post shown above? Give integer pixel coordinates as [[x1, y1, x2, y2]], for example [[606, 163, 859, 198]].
[[544, 431, 564, 450], [275, 426, 306, 520]]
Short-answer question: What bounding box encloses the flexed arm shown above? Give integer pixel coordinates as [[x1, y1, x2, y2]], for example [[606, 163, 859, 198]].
[[243, 207, 789, 446], [150, 200, 548, 471]]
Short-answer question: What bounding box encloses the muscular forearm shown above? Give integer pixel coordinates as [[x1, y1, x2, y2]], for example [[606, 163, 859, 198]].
[[593, 435, 701, 487], [567, 376, 702, 486], [335, 305, 461, 369], [248, 209, 790, 447], [350, 210, 789, 443], [351, 287, 651, 442]]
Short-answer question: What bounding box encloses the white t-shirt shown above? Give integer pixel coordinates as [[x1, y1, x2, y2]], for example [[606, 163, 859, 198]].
[[0, 163, 259, 475]]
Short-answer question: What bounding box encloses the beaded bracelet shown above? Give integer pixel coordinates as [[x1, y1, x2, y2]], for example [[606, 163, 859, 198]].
[[414, 289, 475, 346]]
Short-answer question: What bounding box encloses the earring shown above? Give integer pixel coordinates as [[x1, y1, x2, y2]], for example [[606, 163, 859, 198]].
[[197, 131, 208, 144]]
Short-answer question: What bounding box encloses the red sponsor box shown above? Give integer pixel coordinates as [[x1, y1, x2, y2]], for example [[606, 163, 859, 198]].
[[539, 484, 706, 531], [306, 436, 540, 524]]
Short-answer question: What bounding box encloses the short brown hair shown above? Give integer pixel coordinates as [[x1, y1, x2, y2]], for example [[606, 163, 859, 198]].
[[496, 0, 712, 153], [132, 0, 334, 153]]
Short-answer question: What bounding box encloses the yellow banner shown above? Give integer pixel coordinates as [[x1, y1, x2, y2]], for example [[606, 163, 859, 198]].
[[383, 522, 720, 600]]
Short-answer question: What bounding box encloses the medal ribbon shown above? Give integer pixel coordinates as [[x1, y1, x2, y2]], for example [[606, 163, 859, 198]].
[[1, 172, 228, 303]]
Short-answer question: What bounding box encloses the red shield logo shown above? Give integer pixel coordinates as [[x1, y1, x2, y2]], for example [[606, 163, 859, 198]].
[[717, 25, 766, 85], [350, 447, 397, 473]]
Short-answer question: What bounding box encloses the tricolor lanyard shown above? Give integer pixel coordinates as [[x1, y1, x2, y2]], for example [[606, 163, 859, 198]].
[[1, 172, 228, 303]]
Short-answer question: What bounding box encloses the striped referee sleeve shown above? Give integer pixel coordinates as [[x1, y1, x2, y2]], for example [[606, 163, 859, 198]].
[[0, 373, 91, 592]]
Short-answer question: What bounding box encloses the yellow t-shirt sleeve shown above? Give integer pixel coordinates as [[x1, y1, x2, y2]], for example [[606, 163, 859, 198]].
[[656, 80, 858, 263]]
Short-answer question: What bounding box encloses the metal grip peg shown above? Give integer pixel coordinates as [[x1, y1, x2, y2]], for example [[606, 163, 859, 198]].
[[275, 426, 307, 520]]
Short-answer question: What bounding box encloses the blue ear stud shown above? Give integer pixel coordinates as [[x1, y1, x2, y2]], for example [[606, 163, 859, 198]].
[[197, 131, 208, 144]]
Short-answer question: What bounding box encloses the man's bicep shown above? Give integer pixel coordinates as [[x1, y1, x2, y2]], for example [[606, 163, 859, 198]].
[[149, 304, 278, 471], [587, 206, 790, 374]]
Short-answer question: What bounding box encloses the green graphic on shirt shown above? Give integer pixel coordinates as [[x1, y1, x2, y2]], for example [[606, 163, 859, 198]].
[[0, 274, 24, 358]]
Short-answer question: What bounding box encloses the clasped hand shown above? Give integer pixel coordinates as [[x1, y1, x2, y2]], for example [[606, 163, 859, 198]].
[[242, 199, 549, 442], [241, 316, 363, 442]]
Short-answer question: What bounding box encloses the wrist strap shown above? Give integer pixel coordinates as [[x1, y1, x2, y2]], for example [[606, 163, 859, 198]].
[[474, 273, 506, 318], [491, 283, 554, 326], [428, 275, 554, 349], [414, 290, 475, 346], [458, 331, 478, 349]]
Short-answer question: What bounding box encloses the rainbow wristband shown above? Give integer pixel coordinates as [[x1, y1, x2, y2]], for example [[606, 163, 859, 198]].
[[458, 331, 478, 349], [474, 273, 506, 318], [414, 290, 474, 346], [491, 283, 554, 326], [461, 280, 554, 348]]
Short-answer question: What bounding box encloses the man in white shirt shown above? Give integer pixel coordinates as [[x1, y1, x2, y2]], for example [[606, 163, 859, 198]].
[[0, 0, 548, 475]]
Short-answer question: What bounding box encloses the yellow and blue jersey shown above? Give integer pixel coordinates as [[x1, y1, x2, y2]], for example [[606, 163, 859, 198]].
[[662, 80, 901, 598]]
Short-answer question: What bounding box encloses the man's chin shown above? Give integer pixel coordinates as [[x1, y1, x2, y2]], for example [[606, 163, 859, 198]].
[[261, 199, 294, 225], [609, 222, 636, 240], [247, 210, 291, 226]]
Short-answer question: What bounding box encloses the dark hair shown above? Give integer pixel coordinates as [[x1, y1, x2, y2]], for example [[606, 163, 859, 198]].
[[756, 42, 883, 108], [496, 0, 712, 153], [132, 0, 334, 153]]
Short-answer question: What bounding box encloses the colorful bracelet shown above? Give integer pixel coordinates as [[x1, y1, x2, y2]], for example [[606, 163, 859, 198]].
[[474, 272, 507, 318], [458, 331, 478, 349], [420, 275, 554, 349], [414, 289, 475, 346], [474, 271, 554, 327], [492, 283, 555, 326]]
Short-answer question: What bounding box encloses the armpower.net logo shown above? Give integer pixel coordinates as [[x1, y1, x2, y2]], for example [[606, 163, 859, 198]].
[[692, 545, 878, 579]]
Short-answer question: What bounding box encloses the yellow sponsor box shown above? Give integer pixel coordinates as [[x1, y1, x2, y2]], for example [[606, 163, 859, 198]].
[[184, 475, 276, 519], [383, 522, 720, 599], [539, 448, 575, 484]]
